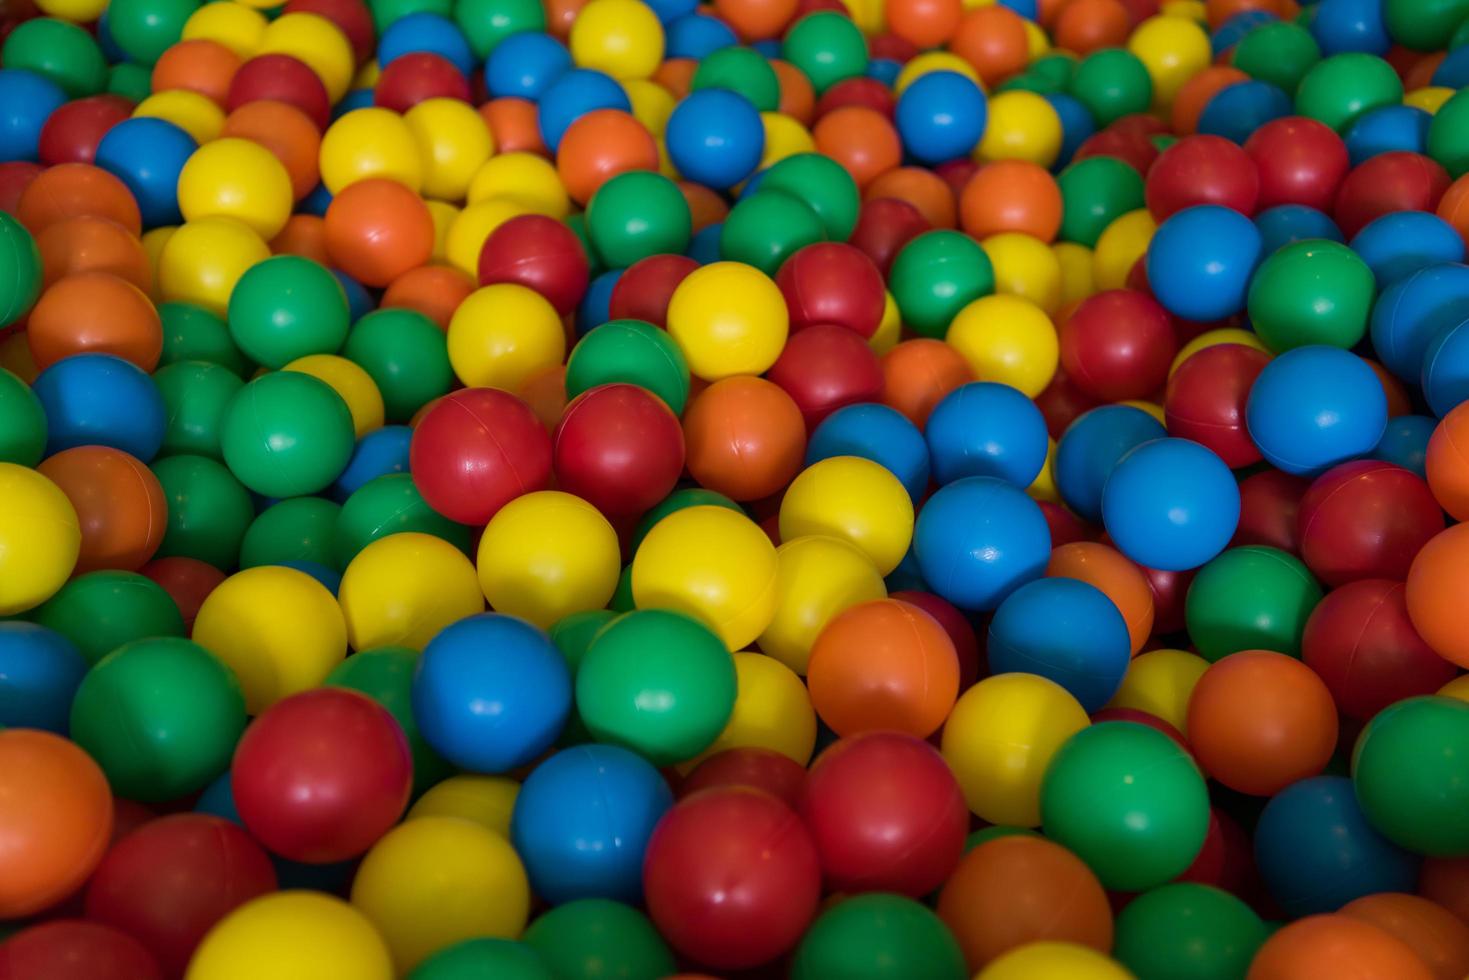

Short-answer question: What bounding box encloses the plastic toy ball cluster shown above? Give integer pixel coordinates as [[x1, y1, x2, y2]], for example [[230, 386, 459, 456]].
[[5, 0, 1469, 974]]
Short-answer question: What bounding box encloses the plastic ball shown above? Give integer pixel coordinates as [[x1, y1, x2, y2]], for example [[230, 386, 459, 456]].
[[585, 169, 690, 267], [324, 177, 434, 287], [1145, 135, 1260, 222], [1059, 289, 1176, 401], [720, 188, 826, 276], [1336, 150, 1452, 238], [1146, 204, 1262, 322], [0, 622, 86, 733], [1102, 437, 1241, 572], [319, 108, 422, 193], [1376, 412, 1435, 479], [29, 336, 162, 453], [177, 137, 293, 240], [697, 649, 817, 765], [894, 70, 987, 165], [157, 216, 270, 316], [778, 455, 913, 575], [1109, 647, 1209, 733], [0, 69, 67, 163], [27, 570, 183, 669], [790, 893, 966, 980], [0, 463, 79, 617], [803, 403, 926, 502], [1340, 893, 1469, 980], [93, 118, 196, 229], [537, 68, 632, 151], [1298, 459, 1443, 587], [913, 475, 1051, 611], [1353, 695, 1469, 855], [409, 387, 551, 525], [226, 255, 348, 370], [678, 376, 800, 499], [33, 445, 164, 574], [477, 213, 589, 317], [338, 534, 481, 652], [527, 902, 675, 980], [476, 490, 619, 627], [889, 229, 995, 339], [1186, 545, 1324, 661], [227, 53, 332, 130], [665, 87, 765, 190], [977, 90, 1063, 168], [1112, 883, 1268, 980], [681, 745, 806, 805], [1246, 345, 1388, 475], [446, 283, 565, 392], [1420, 315, 1469, 417], [1294, 52, 1403, 134], [185, 891, 394, 980], [945, 293, 1058, 398], [218, 370, 354, 497], [986, 577, 1130, 711], [1351, 211, 1464, 288], [552, 382, 684, 517], [664, 260, 787, 379], [748, 535, 883, 676], [0, 920, 162, 980], [1247, 239, 1375, 353], [1164, 343, 1270, 468], [485, 30, 572, 99], [1054, 404, 1165, 522]]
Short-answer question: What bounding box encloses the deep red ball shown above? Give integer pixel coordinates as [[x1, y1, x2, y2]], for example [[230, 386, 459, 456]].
[[1297, 459, 1445, 587], [1034, 368, 1101, 438], [1234, 469, 1309, 554], [608, 254, 697, 327], [410, 387, 553, 525], [849, 197, 929, 278], [1141, 563, 1193, 635], [1060, 289, 1177, 402], [891, 589, 982, 689], [1146, 134, 1260, 220], [766, 323, 884, 429], [1073, 127, 1159, 176], [38, 96, 134, 167], [478, 213, 590, 316], [553, 383, 685, 517], [226, 54, 332, 131], [373, 52, 471, 113], [776, 241, 886, 339], [0, 921, 162, 980], [1164, 342, 1270, 468], [1334, 150, 1452, 237], [1243, 116, 1350, 213], [814, 76, 896, 121], [679, 747, 807, 807]]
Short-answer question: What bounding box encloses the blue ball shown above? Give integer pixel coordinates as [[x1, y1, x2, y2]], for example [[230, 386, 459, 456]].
[[866, 57, 901, 86], [484, 32, 572, 100], [1350, 211, 1465, 286], [987, 577, 1131, 711], [0, 622, 87, 734], [665, 12, 739, 59], [94, 117, 196, 228], [1212, 10, 1279, 55], [1422, 317, 1469, 416], [538, 69, 632, 152], [1372, 413, 1435, 478], [1254, 776, 1419, 917], [997, 0, 1038, 19], [665, 88, 765, 190], [1255, 204, 1343, 255], [1309, 0, 1390, 54], [0, 69, 66, 163], [1197, 80, 1293, 144], [32, 354, 165, 461], [1146, 205, 1263, 322], [576, 268, 621, 336], [1369, 262, 1469, 383], [510, 744, 673, 904], [413, 613, 572, 773], [885, 544, 929, 593], [1101, 437, 1241, 572], [687, 223, 723, 264], [300, 182, 333, 217], [333, 425, 413, 500], [1344, 105, 1429, 165], [276, 559, 342, 595], [378, 13, 475, 76], [1432, 44, 1469, 88], [1044, 92, 1096, 170], [333, 88, 376, 120], [925, 381, 1048, 489], [1055, 405, 1166, 523], [644, 0, 697, 23], [332, 270, 375, 322], [1246, 345, 1388, 474], [913, 476, 1051, 612], [894, 71, 987, 165], [807, 403, 930, 501]]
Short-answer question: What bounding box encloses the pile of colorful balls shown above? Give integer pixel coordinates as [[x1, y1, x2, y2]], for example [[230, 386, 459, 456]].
[[3, 0, 1469, 974]]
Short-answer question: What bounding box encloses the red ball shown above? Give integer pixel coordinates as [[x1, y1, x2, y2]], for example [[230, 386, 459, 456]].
[[226, 55, 331, 131], [1141, 562, 1193, 635], [477, 213, 589, 316], [1059, 289, 1177, 401], [935, 157, 979, 198], [0, 921, 161, 980], [410, 387, 553, 525], [373, 52, 471, 113], [890, 588, 982, 689], [1163, 342, 1270, 468], [679, 747, 807, 807], [231, 688, 411, 865], [84, 814, 276, 977], [284, 0, 375, 64], [1302, 578, 1456, 722], [0, 161, 42, 216], [814, 76, 896, 121], [553, 383, 685, 517], [643, 787, 821, 971], [1073, 127, 1158, 175], [1145, 134, 1260, 220], [38, 96, 134, 167], [1234, 469, 1309, 553], [798, 731, 968, 898], [1110, 113, 1170, 139], [775, 241, 886, 339], [607, 254, 697, 327], [138, 556, 225, 631], [766, 323, 883, 429], [1041, 499, 1098, 548], [1334, 151, 1452, 238], [1090, 706, 1192, 752], [1243, 116, 1350, 213], [869, 32, 920, 62], [1035, 368, 1101, 438], [1297, 460, 1445, 587], [849, 196, 929, 278]]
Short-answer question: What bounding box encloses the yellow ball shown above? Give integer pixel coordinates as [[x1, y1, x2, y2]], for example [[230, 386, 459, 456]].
[[1108, 648, 1208, 732], [133, 90, 225, 144], [941, 672, 1091, 826], [283, 354, 385, 437], [1121, 398, 1165, 424], [320, 108, 424, 195], [1128, 15, 1211, 108], [1023, 18, 1051, 57], [140, 225, 174, 300], [1093, 208, 1156, 291], [759, 113, 816, 171], [778, 457, 914, 576], [1406, 86, 1456, 113], [632, 505, 780, 651], [353, 59, 381, 90], [757, 535, 887, 675], [447, 283, 567, 390], [476, 490, 621, 628], [895, 52, 982, 95], [666, 261, 790, 381], [186, 892, 393, 980], [339, 532, 485, 652], [0, 465, 79, 616], [468, 153, 571, 218], [1169, 327, 1269, 375], [1028, 437, 1059, 503], [844, 0, 885, 32], [444, 198, 529, 276], [425, 200, 459, 262], [983, 232, 1063, 313], [569, 0, 664, 80], [977, 91, 1062, 168], [350, 816, 530, 974], [1054, 241, 1096, 307], [978, 943, 1133, 980], [177, 137, 294, 240], [625, 78, 676, 136], [1161, 0, 1207, 20], [182, 2, 267, 57], [688, 651, 818, 768], [34, 0, 105, 22], [1438, 675, 1469, 702], [405, 98, 495, 203], [192, 565, 347, 714], [157, 217, 270, 316], [946, 294, 1059, 398], [407, 775, 520, 837], [258, 12, 355, 101]]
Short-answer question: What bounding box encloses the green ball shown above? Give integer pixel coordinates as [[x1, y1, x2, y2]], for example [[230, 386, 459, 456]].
[[1067, 48, 1153, 128], [1030, 52, 1077, 90], [720, 189, 827, 277], [453, 0, 545, 59], [565, 319, 690, 415], [32, 570, 186, 666], [760, 153, 861, 241], [586, 171, 691, 270], [1353, 695, 1469, 855], [1246, 240, 1376, 352], [69, 636, 244, 801], [407, 938, 551, 980], [1428, 88, 1469, 180], [326, 646, 454, 796], [372, 0, 452, 31], [240, 496, 341, 569], [889, 230, 996, 339], [965, 825, 1039, 851], [548, 609, 618, 746], [341, 308, 453, 423], [565, 212, 604, 276], [107, 62, 153, 103], [1294, 53, 1403, 133], [631, 487, 743, 553], [153, 361, 245, 460], [782, 11, 869, 94], [334, 473, 472, 569], [159, 302, 252, 377], [1185, 545, 1324, 662], [1057, 156, 1146, 248], [1385, 0, 1469, 50], [221, 371, 356, 499], [151, 454, 254, 570], [1113, 883, 1269, 980], [227, 256, 350, 370], [576, 609, 736, 766], [105, 0, 201, 64], [0, 211, 41, 329], [1231, 22, 1321, 96], [610, 563, 635, 612], [692, 46, 781, 111], [0, 367, 45, 466], [1040, 721, 1211, 892], [790, 894, 968, 980], [521, 899, 676, 980], [995, 72, 1060, 95], [1451, 14, 1469, 48], [1, 18, 107, 98]]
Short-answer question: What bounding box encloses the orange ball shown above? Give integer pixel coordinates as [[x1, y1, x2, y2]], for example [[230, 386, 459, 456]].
[[867, 166, 957, 229], [679, 181, 729, 233], [1438, 174, 1469, 251], [1185, 649, 1338, 796], [1404, 51, 1447, 91], [885, 0, 963, 48], [16, 163, 142, 237], [1172, 66, 1250, 135], [270, 214, 333, 266], [653, 59, 697, 100], [1053, 0, 1131, 55], [1205, 0, 1286, 29], [26, 272, 162, 372], [936, 835, 1114, 974], [1046, 542, 1153, 654], [683, 376, 806, 501], [1421, 857, 1469, 927], [1406, 523, 1469, 669], [481, 98, 547, 156], [960, 160, 1063, 242], [1368, 358, 1413, 417], [951, 6, 1030, 89], [1341, 893, 1469, 980], [545, 0, 588, 40], [0, 730, 114, 919], [37, 446, 168, 573], [714, 0, 799, 40], [517, 364, 569, 433], [221, 100, 322, 201], [773, 59, 815, 124], [35, 216, 150, 292], [813, 106, 901, 190], [556, 109, 659, 205], [151, 38, 242, 107], [324, 177, 434, 287], [382, 265, 474, 330], [1428, 404, 1469, 521], [880, 338, 975, 428], [1248, 915, 1434, 980]]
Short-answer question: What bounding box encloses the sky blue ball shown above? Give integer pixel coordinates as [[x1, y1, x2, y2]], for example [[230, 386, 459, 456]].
[[1246, 345, 1387, 474], [1045, 92, 1096, 170], [665, 12, 738, 59], [32, 354, 165, 461], [1055, 405, 1166, 523], [1212, 10, 1279, 55], [0, 623, 88, 734], [666, 88, 765, 190], [913, 476, 1051, 612], [538, 69, 632, 152], [379, 13, 475, 76], [1432, 44, 1469, 88], [988, 578, 1131, 711], [0, 69, 66, 163], [484, 31, 572, 100], [807, 403, 931, 501], [1350, 211, 1465, 286], [1371, 414, 1435, 478], [1309, 0, 1390, 55], [687, 223, 723, 264], [1102, 437, 1240, 572], [1344, 105, 1429, 164], [894, 71, 988, 165], [1146, 205, 1263, 322], [1369, 263, 1469, 383], [1422, 317, 1469, 416], [644, 0, 696, 23], [333, 88, 376, 120], [925, 382, 1048, 489], [1197, 80, 1292, 144], [576, 269, 621, 336], [1255, 205, 1343, 255], [94, 117, 196, 228]]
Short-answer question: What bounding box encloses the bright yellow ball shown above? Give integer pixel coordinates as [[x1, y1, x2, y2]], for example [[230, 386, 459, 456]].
[[1169, 327, 1270, 374], [444, 198, 528, 276], [1023, 19, 1050, 57], [779, 457, 914, 576], [338, 533, 484, 652], [353, 59, 381, 90], [1406, 86, 1456, 113], [477, 490, 621, 628], [157, 217, 270, 317], [133, 90, 225, 144], [983, 232, 1063, 314], [177, 137, 294, 240], [632, 505, 780, 651], [425, 200, 459, 261], [978, 943, 1134, 980], [320, 108, 424, 195], [1439, 675, 1469, 702], [1109, 648, 1209, 732], [447, 283, 566, 390], [34, 0, 105, 22], [140, 225, 174, 301], [687, 651, 818, 769], [407, 775, 520, 838], [946, 294, 1059, 397], [1093, 208, 1156, 290], [941, 672, 1090, 826], [667, 261, 789, 381], [182, 2, 267, 57], [1028, 437, 1059, 503], [258, 12, 355, 101], [869, 290, 902, 354], [185, 892, 393, 980], [895, 52, 981, 95], [192, 565, 347, 714], [1054, 241, 1096, 307], [1121, 398, 1165, 424], [759, 113, 816, 171], [570, 0, 665, 80], [757, 534, 887, 676], [1128, 15, 1211, 108], [977, 90, 1062, 168], [1161, 0, 1207, 20], [468, 153, 571, 218], [625, 78, 676, 136], [405, 98, 495, 203], [284, 354, 385, 438], [0, 465, 79, 616], [844, 0, 885, 32]]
